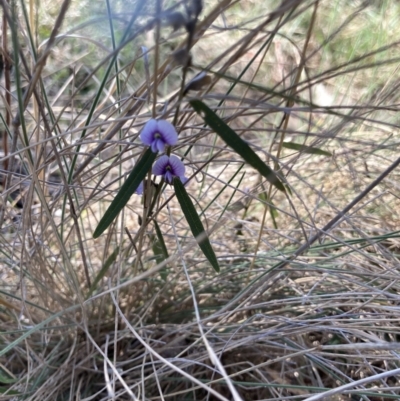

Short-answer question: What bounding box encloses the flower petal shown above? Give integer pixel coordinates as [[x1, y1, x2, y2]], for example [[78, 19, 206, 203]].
[[135, 181, 144, 195], [152, 155, 169, 176], [168, 155, 185, 177], [157, 120, 178, 146], [140, 119, 158, 146], [165, 170, 173, 183], [156, 138, 165, 153], [151, 142, 159, 153]]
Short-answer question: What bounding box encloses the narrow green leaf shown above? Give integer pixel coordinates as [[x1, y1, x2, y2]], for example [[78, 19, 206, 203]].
[[173, 178, 220, 272], [258, 191, 267, 203], [87, 246, 119, 298], [153, 220, 169, 261], [0, 371, 16, 384], [258, 192, 278, 229], [151, 223, 170, 281], [93, 148, 157, 238], [151, 237, 168, 281], [268, 203, 279, 229], [0, 387, 19, 395], [282, 142, 332, 156], [190, 99, 285, 192], [269, 203, 279, 219]]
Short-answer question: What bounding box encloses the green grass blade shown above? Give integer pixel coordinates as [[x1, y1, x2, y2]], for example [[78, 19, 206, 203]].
[[190, 99, 286, 192], [282, 142, 332, 156], [93, 148, 157, 238], [173, 178, 220, 273], [153, 220, 169, 261], [259, 191, 279, 229], [0, 371, 16, 384], [0, 387, 19, 395]]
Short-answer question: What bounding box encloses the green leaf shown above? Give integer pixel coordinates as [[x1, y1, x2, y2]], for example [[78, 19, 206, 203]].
[[282, 142, 332, 156], [153, 220, 169, 262], [93, 148, 157, 238], [152, 237, 169, 281], [258, 192, 278, 229], [0, 387, 19, 395], [0, 371, 16, 384], [173, 178, 220, 272], [87, 246, 120, 298], [152, 220, 170, 280], [258, 191, 267, 203], [268, 202, 279, 229], [190, 99, 285, 192]]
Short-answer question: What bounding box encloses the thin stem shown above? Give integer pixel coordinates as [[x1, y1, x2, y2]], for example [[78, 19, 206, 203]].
[[152, 0, 162, 118]]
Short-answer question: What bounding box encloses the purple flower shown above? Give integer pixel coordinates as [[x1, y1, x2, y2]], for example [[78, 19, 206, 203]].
[[140, 119, 178, 153], [152, 155, 186, 184], [135, 180, 159, 195], [135, 181, 144, 195]]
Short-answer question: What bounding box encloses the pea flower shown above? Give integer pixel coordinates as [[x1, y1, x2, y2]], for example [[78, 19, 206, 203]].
[[140, 119, 178, 153], [135, 181, 144, 195], [152, 155, 187, 184], [135, 180, 158, 196]]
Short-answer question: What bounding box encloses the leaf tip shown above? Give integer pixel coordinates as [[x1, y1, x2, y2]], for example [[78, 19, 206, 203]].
[[93, 227, 102, 239]]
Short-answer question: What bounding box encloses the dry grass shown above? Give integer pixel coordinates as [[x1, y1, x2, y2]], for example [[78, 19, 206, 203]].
[[1, 0, 400, 400]]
